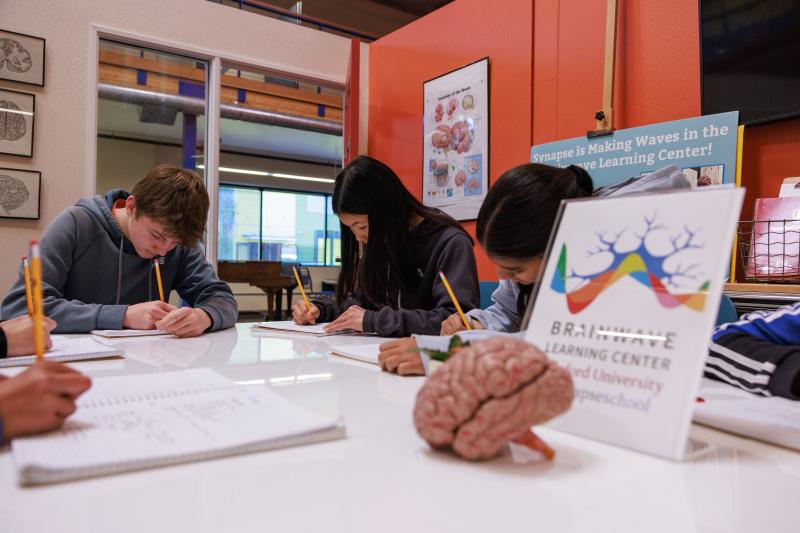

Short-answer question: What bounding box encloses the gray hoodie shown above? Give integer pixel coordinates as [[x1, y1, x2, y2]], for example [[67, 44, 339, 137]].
[[312, 219, 479, 337], [1, 190, 237, 333]]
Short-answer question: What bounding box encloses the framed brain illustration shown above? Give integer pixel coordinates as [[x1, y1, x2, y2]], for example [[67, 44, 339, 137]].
[[0, 88, 35, 158], [0, 29, 45, 87], [0, 167, 40, 220], [423, 58, 489, 221]]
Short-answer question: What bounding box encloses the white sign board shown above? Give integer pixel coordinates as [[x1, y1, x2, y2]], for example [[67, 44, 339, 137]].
[[525, 188, 744, 460]]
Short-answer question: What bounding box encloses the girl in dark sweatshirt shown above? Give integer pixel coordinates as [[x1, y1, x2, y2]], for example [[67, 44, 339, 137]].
[[291, 156, 479, 337]]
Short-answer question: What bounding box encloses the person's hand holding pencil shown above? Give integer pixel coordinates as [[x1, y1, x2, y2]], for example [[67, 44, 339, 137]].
[[438, 271, 475, 334], [290, 267, 320, 325], [0, 315, 56, 357]]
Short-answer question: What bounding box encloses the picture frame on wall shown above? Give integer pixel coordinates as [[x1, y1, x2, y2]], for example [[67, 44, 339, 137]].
[[0, 88, 35, 158], [422, 57, 489, 221], [0, 29, 45, 87], [0, 167, 41, 220]]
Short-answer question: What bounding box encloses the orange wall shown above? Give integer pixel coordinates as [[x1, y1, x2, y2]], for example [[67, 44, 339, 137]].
[[533, 0, 701, 143], [367, 0, 534, 281], [369, 0, 800, 281]]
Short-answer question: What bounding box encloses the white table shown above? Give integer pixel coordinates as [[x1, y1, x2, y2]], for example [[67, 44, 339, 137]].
[[0, 323, 798, 532]]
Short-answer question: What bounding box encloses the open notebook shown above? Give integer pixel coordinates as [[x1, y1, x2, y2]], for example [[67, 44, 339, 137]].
[[90, 329, 170, 338], [11, 368, 345, 485], [329, 343, 382, 365], [0, 336, 122, 368], [694, 386, 800, 451], [253, 321, 360, 337]]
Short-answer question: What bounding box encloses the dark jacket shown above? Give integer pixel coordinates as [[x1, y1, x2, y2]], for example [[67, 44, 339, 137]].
[[313, 219, 479, 336], [1, 190, 237, 333]]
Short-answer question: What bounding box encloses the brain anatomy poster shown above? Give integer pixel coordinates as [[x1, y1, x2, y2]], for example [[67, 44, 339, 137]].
[[423, 58, 488, 221]]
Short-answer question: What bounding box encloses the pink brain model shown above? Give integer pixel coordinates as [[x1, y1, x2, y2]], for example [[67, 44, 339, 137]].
[[434, 103, 444, 123], [431, 125, 451, 149], [454, 169, 467, 187], [414, 337, 574, 461]]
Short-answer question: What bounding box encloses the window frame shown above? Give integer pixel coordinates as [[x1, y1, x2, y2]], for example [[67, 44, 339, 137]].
[[218, 183, 338, 266], [88, 24, 345, 269]]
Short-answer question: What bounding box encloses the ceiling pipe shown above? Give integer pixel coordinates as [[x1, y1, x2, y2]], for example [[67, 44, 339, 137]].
[[97, 83, 343, 136]]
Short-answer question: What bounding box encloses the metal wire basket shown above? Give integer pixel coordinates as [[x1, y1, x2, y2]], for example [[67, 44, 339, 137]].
[[738, 219, 800, 282]]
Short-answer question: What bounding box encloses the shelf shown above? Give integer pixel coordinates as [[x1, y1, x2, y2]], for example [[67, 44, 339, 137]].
[[724, 283, 800, 294]]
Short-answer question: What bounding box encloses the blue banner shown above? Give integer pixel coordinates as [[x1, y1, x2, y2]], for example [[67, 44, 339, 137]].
[[530, 112, 739, 188]]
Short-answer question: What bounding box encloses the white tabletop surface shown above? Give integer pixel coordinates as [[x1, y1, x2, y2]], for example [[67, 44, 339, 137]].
[[0, 323, 798, 533]]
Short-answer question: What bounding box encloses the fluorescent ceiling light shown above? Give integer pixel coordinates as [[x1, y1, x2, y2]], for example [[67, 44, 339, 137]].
[[197, 164, 334, 184]]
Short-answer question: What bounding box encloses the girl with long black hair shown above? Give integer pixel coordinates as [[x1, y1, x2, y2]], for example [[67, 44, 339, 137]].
[[440, 162, 594, 334], [291, 155, 479, 337], [378, 163, 594, 374]]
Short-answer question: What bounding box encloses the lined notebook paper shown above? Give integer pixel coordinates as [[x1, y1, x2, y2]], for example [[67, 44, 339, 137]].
[[11, 368, 345, 485], [253, 321, 359, 337], [0, 336, 122, 368], [90, 329, 170, 338], [329, 344, 382, 365]]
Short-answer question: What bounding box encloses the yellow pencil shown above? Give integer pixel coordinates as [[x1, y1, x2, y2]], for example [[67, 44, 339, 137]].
[[22, 256, 33, 316], [292, 266, 311, 312], [153, 259, 165, 302], [439, 271, 472, 330], [29, 241, 45, 362]]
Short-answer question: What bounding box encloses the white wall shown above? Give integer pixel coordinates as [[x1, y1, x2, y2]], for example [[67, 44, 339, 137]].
[[0, 0, 351, 305]]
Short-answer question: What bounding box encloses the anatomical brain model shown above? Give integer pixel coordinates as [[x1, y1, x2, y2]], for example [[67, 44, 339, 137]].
[[414, 336, 574, 461]]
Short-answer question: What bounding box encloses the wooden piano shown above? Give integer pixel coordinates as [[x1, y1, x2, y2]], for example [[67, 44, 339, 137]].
[[217, 261, 296, 320]]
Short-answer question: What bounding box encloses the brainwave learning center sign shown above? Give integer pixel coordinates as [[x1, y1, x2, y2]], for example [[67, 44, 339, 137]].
[[530, 111, 739, 188], [525, 187, 744, 460]]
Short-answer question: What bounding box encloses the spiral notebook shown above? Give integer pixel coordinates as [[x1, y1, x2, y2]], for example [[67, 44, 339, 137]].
[[0, 336, 122, 368], [11, 368, 345, 485]]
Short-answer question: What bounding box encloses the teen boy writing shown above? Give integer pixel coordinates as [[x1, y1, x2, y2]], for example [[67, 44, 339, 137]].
[[1, 164, 237, 337]]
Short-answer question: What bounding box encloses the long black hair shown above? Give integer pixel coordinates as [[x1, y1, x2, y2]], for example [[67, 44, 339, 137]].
[[333, 155, 469, 307], [476, 163, 594, 323]]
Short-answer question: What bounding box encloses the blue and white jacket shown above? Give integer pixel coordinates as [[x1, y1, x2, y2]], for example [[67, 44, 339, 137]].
[[712, 302, 800, 345], [709, 302, 800, 398]]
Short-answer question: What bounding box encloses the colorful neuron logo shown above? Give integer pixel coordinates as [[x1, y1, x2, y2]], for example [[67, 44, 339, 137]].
[[550, 213, 709, 314]]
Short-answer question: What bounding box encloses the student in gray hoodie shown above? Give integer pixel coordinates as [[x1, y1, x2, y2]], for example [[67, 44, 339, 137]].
[[290, 156, 479, 337], [1, 165, 237, 336]]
